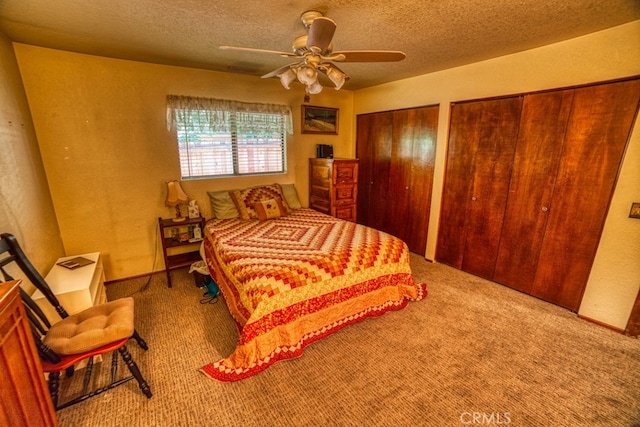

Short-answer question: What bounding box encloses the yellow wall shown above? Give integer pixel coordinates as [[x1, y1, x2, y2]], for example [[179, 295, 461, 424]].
[[8, 20, 640, 329], [353, 21, 640, 329], [13, 45, 354, 280], [0, 32, 64, 289]]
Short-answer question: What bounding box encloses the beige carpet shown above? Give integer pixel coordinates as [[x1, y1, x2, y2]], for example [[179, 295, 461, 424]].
[[55, 255, 640, 426]]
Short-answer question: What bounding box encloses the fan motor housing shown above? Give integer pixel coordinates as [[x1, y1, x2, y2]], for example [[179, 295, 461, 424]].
[[300, 10, 324, 28], [292, 35, 332, 56]]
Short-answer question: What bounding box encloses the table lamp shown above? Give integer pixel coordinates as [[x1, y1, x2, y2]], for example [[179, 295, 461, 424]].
[[165, 180, 189, 222]]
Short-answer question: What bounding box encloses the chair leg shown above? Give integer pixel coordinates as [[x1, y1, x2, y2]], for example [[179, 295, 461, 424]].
[[118, 345, 152, 398], [131, 329, 149, 350], [48, 371, 61, 409]]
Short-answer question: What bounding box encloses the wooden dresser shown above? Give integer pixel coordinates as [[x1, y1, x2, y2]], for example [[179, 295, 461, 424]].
[[309, 158, 358, 222], [0, 280, 58, 426]]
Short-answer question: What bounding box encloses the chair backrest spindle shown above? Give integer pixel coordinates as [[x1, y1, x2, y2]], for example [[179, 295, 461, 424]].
[[0, 233, 69, 319], [0, 233, 66, 364]]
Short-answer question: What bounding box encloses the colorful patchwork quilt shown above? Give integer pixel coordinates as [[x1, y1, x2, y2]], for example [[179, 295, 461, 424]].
[[201, 208, 427, 381]]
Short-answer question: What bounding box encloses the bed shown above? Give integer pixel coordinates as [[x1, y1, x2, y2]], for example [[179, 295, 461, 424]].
[[200, 184, 427, 382]]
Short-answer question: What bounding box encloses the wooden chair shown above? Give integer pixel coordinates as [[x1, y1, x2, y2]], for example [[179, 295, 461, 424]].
[[0, 233, 152, 410]]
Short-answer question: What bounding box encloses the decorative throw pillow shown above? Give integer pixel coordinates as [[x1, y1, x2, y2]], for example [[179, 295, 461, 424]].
[[253, 198, 288, 221], [229, 184, 291, 220]]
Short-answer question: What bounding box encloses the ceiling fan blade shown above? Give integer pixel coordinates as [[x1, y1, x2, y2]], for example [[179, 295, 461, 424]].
[[306, 17, 336, 54], [261, 63, 301, 79], [331, 50, 406, 62], [219, 45, 299, 58]]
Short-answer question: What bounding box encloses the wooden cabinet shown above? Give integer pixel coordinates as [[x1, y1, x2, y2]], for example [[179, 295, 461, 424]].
[[309, 158, 358, 222], [0, 280, 58, 426], [159, 216, 205, 287], [437, 78, 640, 311], [356, 105, 439, 254]]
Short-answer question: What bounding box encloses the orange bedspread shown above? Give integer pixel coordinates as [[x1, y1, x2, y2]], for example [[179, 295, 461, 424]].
[[201, 208, 427, 381]]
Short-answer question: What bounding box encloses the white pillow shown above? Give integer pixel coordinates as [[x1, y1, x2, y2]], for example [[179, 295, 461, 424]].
[[280, 183, 302, 209], [207, 190, 239, 219]]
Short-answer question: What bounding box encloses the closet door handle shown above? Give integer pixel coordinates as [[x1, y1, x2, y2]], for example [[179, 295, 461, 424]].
[[541, 206, 549, 212], [471, 196, 477, 201]]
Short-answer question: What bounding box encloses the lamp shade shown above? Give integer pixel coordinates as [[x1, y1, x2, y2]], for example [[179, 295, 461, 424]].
[[165, 180, 189, 207]]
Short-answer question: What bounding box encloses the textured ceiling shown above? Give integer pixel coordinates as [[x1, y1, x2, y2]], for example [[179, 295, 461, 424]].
[[0, 0, 638, 90]]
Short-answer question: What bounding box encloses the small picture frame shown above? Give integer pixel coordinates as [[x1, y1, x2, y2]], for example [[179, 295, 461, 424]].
[[629, 202, 640, 219], [302, 105, 339, 135]]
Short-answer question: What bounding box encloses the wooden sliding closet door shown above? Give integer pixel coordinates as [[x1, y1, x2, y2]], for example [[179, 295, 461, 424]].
[[356, 112, 392, 232], [437, 97, 522, 279], [387, 107, 438, 253], [531, 79, 640, 310], [439, 78, 640, 311], [356, 106, 438, 254], [493, 90, 574, 293]]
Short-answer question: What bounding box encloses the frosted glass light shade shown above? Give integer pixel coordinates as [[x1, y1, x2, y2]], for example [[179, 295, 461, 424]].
[[297, 66, 318, 85], [326, 65, 347, 90], [307, 80, 323, 94], [278, 68, 297, 89]]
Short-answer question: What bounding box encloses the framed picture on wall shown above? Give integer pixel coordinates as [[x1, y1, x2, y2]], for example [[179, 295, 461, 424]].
[[302, 105, 339, 135]]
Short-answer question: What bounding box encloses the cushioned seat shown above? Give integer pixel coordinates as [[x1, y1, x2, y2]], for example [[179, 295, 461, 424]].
[[0, 233, 151, 410], [44, 297, 135, 355]]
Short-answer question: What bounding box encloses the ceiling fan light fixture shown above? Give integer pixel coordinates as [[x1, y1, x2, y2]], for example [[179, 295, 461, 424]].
[[278, 68, 297, 89], [296, 65, 318, 85], [306, 80, 323, 94], [325, 65, 348, 90], [223, 11, 406, 94]]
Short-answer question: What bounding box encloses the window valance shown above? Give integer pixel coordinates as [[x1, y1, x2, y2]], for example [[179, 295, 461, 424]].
[[166, 95, 293, 135]]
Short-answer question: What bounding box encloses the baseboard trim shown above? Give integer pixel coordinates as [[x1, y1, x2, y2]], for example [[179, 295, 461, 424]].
[[577, 314, 625, 335], [105, 270, 164, 286]]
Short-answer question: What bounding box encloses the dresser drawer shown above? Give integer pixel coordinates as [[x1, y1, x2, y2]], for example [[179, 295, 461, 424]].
[[334, 205, 356, 222], [333, 163, 358, 184], [335, 185, 356, 205]]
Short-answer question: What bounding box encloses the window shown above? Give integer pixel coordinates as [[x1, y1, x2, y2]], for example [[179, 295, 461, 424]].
[[166, 96, 293, 179]]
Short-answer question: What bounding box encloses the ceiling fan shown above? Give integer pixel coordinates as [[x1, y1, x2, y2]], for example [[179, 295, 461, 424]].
[[219, 10, 406, 94]]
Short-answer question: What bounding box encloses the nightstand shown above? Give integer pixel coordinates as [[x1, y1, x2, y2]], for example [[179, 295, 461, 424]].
[[32, 252, 106, 324], [158, 216, 205, 288]]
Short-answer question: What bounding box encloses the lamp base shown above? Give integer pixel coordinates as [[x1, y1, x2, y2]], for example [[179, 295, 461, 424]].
[[171, 205, 186, 222]]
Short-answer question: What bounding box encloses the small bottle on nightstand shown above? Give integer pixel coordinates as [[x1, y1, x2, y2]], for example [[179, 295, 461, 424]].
[[193, 224, 202, 240]]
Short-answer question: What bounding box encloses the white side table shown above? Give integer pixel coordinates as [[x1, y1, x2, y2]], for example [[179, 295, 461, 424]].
[[32, 252, 106, 323]]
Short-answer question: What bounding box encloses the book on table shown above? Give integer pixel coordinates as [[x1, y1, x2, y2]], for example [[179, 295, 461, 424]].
[[56, 257, 95, 270]]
